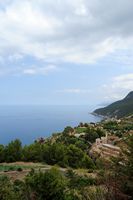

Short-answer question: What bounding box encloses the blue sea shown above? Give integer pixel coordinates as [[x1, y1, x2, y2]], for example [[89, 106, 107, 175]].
[[0, 105, 101, 145]]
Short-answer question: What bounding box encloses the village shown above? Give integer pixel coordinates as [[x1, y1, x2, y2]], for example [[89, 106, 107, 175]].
[[36, 115, 133, 160]]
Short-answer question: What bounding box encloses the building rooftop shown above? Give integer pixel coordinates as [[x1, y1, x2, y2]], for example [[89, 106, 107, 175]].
[[102, 144, 120, 150]]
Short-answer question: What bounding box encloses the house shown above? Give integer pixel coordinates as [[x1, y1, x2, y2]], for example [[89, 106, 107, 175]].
[[95, 133, 121, 158], [96, 133, 108, 146], [99, 143, 120, 157]]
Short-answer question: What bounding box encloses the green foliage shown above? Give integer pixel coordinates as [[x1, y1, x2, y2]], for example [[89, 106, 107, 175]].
[[1, 118, 133, 199], [40, 143, 94, 169], [85, 127, 99, 143], [66, 144, 94, 169], [94, 91, 133, 118], [95, 128, 105, 137], [0, 164, 35, 172], [0, 138, 94, 169], [42, 143, 68, 167], [0, 175, 21, 200], [76, 127, 87, 133], [102, 120, 133, 137], [22, 142, 44, 162], [82, 154, 95, 169], [17, 167, 23, 172], [122, 123, 133, 131], [57, 135, 88, 151], [0, 169, 99, 200], [57, 135, 78, 145], [67, 145, 84, 168], [4, 139, 22, 162], [66, 169, 96, 189], [105, 135, 133, 199], [63, 126, 74, 136], [0, 169, 67, 200], [0, 166, 114, 200], [25, 167, 67, 200], [0, 145, 5, 162], [80, 187, 108, 200], [74, 140, 88, 151], [126, 135, 133, 177], [103, 121, 118, 130]]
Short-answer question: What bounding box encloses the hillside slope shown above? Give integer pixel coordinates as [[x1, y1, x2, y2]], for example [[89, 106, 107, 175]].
[[94, 91, 133, 118]]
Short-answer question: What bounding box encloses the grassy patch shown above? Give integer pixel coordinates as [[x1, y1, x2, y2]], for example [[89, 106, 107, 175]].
[[0, 165, 23, 172], [75, 127, 87, 134], [0, 163, 46, 172]]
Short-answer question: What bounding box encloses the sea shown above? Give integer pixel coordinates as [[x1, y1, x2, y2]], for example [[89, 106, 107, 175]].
[[0, 105, 102, 145]]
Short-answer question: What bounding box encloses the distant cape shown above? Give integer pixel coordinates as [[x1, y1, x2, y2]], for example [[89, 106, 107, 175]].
[[93, 91, 133, 119]]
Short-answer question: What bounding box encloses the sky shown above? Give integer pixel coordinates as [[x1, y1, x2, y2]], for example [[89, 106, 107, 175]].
[[0, 0, 133, 106]]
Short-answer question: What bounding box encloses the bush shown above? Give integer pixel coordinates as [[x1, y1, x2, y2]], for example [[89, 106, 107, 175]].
[[63, 126, 74, 136], [25, 167, 67, 200], [17, 167, 23, 172], [85, 128, 99, 143]]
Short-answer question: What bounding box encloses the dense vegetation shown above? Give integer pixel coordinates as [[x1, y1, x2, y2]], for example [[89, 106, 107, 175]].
[[94, 91, 133, 118], [0, 134, 132, 200], [0, 167, 105, 200], [0, 117, 133, 199], [0, 139, 95, 169], [0, 124, 107, 168]]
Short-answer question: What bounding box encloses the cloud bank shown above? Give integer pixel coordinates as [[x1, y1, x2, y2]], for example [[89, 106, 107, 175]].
[[0, 0, 133, 67]]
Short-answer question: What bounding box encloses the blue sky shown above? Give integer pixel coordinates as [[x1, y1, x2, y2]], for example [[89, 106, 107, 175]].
[[0, 0, 133, 106]]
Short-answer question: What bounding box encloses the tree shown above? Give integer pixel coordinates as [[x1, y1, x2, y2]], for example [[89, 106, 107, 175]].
[[0, 145, 5, 162], [79, 122, 84, 127], [4, 139, 22, 162], [0, 175, 21, 200], [63, 126, 74, 136], [22, 142, 44, 162], [25, 167, 67, 200], [96, 128, 105, 138], [85, 128, 99, 143], [42, 143, 68, 167], [66, 144, 94, 169]]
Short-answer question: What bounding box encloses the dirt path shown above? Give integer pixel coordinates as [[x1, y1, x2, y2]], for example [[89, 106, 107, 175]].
[[0, 162, 67, 181]]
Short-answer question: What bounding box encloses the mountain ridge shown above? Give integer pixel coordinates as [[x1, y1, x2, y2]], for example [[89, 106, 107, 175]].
[[94, 91, 133, 119]]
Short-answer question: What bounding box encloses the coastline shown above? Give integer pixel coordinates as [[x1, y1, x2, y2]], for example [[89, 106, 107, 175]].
[[90, 111, 111, 120]]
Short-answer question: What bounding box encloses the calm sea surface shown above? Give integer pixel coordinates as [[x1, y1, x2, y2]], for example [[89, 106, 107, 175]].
[[0, 105, 101, 145]]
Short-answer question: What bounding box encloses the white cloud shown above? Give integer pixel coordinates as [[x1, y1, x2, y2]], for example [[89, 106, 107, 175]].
[[56, 89, 91, 94], [23, 65, 58, 75], [102, 73, 133, 101], [23, 68, 36, 75], [0, 0, 133, 66]]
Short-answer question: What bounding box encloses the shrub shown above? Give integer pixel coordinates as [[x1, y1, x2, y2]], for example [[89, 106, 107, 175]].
[[17, 167, 23, 172]]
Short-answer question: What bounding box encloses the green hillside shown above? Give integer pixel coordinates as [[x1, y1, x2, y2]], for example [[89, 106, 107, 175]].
[[94, 91, 133, 118]]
